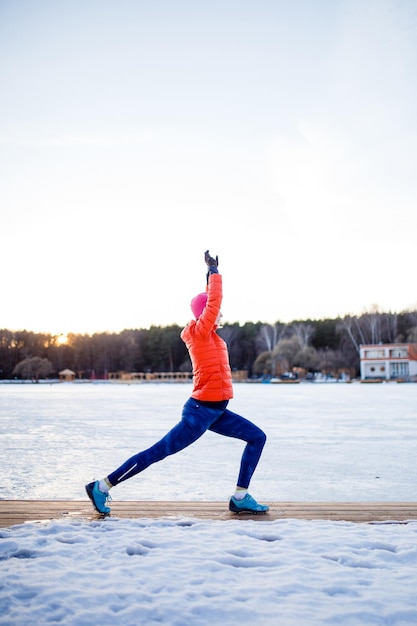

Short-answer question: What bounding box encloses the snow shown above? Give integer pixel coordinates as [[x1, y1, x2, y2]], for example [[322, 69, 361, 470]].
[[1, 382, 417, 625]]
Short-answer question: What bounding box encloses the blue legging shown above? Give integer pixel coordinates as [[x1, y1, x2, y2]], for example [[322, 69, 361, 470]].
[[107, 397, 266, 489]]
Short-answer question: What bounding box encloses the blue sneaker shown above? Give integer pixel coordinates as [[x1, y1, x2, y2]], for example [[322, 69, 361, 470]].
[[85, 481, 112, 515], [229, 493, 269, 515]]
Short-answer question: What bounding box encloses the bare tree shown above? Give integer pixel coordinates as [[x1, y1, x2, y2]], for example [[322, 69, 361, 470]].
[[256, 323, 286, 352], [13, 357, 54, 382], [384, 312, 398, 343], [406, 310, 417, 329], [406, 326, 417, 342], [292, 323, 315, 348], [253, 351, 273, 377], [295, 346, 320, 372], [317, 348, 350, 378], [272, 336, 302, 373], [361, 305, 382, 344], [337, 316, 362, 354]]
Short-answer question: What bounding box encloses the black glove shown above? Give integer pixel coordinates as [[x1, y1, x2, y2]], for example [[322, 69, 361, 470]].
[[204, 250, 219, 283], [204, 250, 219, 269]]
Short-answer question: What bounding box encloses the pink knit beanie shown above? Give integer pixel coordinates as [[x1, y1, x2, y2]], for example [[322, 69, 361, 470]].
[[191, 292, 208, 318]]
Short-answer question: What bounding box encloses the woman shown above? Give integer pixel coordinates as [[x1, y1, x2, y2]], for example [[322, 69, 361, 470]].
[[86, 251, 268, 515]]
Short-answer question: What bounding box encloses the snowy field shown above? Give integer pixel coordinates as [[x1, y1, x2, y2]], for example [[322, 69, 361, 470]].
[[1, 381, 417, 502], [1, 382, 417, 625]]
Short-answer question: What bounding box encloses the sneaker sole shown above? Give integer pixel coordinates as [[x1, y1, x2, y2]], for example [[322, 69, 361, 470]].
[[85, 483, 111, 516], [229, 507, 268, 515]]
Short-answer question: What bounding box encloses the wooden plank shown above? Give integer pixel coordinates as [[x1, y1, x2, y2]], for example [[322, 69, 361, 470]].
[[1, 501, 417, 527]]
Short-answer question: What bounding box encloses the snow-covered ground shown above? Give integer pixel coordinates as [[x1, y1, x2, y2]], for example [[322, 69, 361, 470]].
[[1, 382, 417, 625]]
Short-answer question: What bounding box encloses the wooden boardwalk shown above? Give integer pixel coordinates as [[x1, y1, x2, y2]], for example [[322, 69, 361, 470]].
[[1, 501, 417, 527]]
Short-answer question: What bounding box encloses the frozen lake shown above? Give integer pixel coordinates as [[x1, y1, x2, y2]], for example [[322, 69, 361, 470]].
[[1, 381, 416, 502]]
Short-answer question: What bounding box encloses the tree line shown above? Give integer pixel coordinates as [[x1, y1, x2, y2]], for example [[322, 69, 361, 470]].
[[2, 308, 417, 381]]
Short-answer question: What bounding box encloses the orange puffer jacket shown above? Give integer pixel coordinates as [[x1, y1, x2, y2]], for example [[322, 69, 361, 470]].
[[181, 273, 233, 401]]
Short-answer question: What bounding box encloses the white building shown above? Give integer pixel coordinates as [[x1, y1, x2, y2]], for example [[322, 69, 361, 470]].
[[360, 343, 417, 381]]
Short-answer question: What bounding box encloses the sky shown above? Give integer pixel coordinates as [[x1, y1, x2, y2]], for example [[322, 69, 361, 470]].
[[1, 0, 417, 336]]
